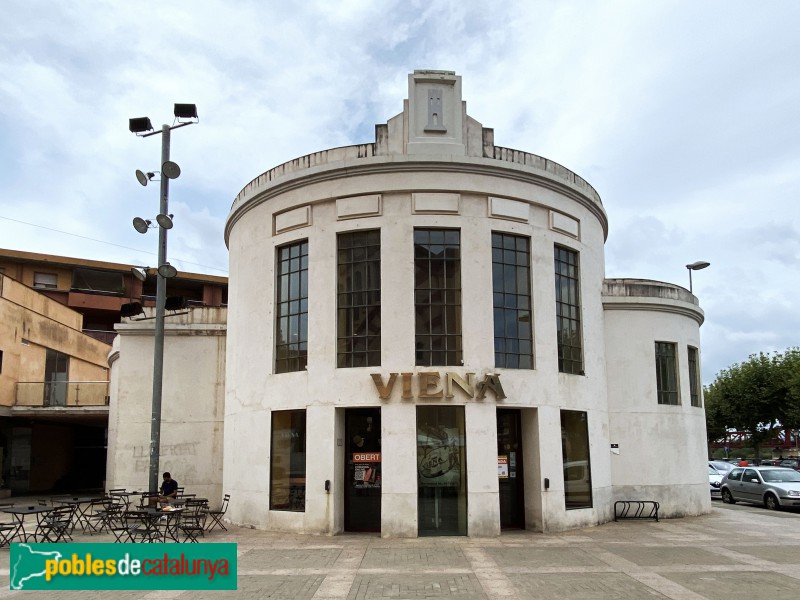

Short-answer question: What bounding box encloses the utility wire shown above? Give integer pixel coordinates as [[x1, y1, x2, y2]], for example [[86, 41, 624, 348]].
[[0, 215, 228, 275]]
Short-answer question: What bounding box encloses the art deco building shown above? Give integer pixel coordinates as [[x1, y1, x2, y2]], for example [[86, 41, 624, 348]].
[[216, 70, 708, 535]]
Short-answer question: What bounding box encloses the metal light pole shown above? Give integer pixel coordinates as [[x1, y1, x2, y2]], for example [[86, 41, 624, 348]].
[[686, 260, 710, 294], [129, 105, 198, 493]]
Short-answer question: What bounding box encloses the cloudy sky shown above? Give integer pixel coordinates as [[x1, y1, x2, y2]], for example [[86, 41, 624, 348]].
[[1, 1, 798, 383]]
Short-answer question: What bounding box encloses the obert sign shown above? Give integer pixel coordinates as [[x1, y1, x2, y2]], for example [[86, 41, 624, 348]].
[[371, 371, 506, 401]]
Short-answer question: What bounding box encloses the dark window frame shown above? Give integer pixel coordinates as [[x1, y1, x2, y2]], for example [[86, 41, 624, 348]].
[[414, 229, 462, 367], [337, 230, 381, 368], [274, 240, 309, 374], [655, 341, 680, 405], [554, 245, 583, 375], [492, 232, 533, 369], [269, 409, 307, 512], [561, 409, 593, 510], [688, 346, 701, 407]]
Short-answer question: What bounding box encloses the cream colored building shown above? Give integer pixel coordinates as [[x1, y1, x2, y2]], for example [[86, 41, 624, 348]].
[[0, 273, 110, 493], [108, 69, 708, 536]]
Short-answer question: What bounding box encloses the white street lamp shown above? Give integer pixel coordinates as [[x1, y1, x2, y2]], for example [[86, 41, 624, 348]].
[[686, 260, 710, 294]]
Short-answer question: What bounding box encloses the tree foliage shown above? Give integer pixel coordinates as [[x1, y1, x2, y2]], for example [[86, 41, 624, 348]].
[[705, 348, 800, 454]]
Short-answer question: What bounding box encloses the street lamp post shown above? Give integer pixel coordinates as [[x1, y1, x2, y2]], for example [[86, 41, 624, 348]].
[[686, 260, 710, 294], [129, 105, 198, 493]]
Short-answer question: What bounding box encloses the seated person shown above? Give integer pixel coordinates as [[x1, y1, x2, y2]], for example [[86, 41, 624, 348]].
[[158, 471, 179, 503]]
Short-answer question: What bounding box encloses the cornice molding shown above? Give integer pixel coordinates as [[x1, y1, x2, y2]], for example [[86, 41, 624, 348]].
[[225, 158, 608, 245], [602, 298, 705, 326]]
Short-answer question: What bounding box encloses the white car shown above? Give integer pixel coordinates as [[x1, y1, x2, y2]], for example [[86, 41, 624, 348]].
[[709, 466, 723, 499]]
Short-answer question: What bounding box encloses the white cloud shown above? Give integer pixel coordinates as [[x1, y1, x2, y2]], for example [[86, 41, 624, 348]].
[[1, 0, 799, 385]]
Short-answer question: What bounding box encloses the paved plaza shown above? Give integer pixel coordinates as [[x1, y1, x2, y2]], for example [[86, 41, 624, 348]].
[[2, 504, 800, 599]]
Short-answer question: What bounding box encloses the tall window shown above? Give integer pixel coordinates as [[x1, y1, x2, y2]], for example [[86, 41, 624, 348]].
[[492, 232, 533, 369], [269, 410, 306, 511], [688, 346, 701, 407], [655, 342, 680, 405], [554, 246, 583, 375], [414, 229, 462, 366], [561, 410, 592, 509], [275, 240, 308, 374], [337, 230, 381, 368]]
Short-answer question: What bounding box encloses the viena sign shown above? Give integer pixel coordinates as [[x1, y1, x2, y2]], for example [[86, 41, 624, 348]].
[[370, 371, 506, 401]]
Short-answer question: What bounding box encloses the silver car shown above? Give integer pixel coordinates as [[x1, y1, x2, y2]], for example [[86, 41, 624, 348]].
[[708, 466, 723, 499], [720, 466, 800, 510]]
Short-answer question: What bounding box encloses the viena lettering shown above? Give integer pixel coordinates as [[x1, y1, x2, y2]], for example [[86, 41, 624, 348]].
[[370, 371, 506, 401]]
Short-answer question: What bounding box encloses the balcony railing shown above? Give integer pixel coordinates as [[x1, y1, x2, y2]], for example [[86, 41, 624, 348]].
[[15, 381, 110, 408]]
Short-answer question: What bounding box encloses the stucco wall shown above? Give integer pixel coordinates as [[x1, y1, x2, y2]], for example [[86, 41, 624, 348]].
[[224, 163, 612, 535], [106, 307, 226, 503], [0, 274, 109, 408], [603, 280, 709, 517]]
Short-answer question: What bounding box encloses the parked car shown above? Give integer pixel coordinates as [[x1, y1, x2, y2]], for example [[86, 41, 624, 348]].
[[709, 460, 734, 474], [708, 466, 723, 499], [779, 458, 800, 471], [720, 466, 800, 510]]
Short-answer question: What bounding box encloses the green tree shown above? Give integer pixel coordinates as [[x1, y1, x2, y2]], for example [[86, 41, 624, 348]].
[[704, 348, 800, 456]]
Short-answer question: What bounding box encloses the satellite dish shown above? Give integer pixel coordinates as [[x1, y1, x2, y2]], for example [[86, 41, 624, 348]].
[[135, 170, 149, 186], [162, 161, 181, 179], [158, 262, 178, 278], [156, 214, 174, 229], [132, 217, 151, 234], [131, 267, 147, 282]]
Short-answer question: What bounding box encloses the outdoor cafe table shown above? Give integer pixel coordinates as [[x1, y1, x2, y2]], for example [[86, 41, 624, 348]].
[[52, 496, 103, 533], [1, 506, 57, 543], [130, 507, 184, 543]]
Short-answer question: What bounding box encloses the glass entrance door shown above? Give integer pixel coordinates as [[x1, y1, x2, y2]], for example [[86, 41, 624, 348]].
[[344, 408, 381, 532], [497, 409, 525, 529], [417, 406, 467, 536]]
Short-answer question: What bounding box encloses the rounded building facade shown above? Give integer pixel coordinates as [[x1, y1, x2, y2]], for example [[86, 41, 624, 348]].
[[223, 70, 708, 536]]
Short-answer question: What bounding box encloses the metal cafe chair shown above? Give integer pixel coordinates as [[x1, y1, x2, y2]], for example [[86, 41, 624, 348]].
[[138, 492, 160, 508], [109, 509, 139, 543], [120, 510, 158, 543], [178, 501, 208, 543], [206, 494, 230, 532], [108, 488, 132, 510], [87, 498, 125, 535], [0, 506, 17, 548], [0, 502, 18, 548], [36, 505, 76, 543]]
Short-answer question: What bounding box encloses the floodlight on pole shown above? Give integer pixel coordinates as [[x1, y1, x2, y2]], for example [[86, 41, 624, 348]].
[[686, 260, 710, 293], [131, 267, 148, 282], [155, 214, 174, 229], [129, 103, 198, 494]]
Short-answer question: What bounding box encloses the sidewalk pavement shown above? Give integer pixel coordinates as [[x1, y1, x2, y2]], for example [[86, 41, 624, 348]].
[[2, 504, 800, 599]]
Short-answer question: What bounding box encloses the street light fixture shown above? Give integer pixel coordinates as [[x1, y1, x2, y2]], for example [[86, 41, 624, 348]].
[[129, 103, 198, 494], [686, 261, 710, 293]]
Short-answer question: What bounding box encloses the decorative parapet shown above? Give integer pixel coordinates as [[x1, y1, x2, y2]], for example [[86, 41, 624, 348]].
[[602, 278, 704, 325], [488, 146, 601, 207], [232, 142, 601, 210]]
